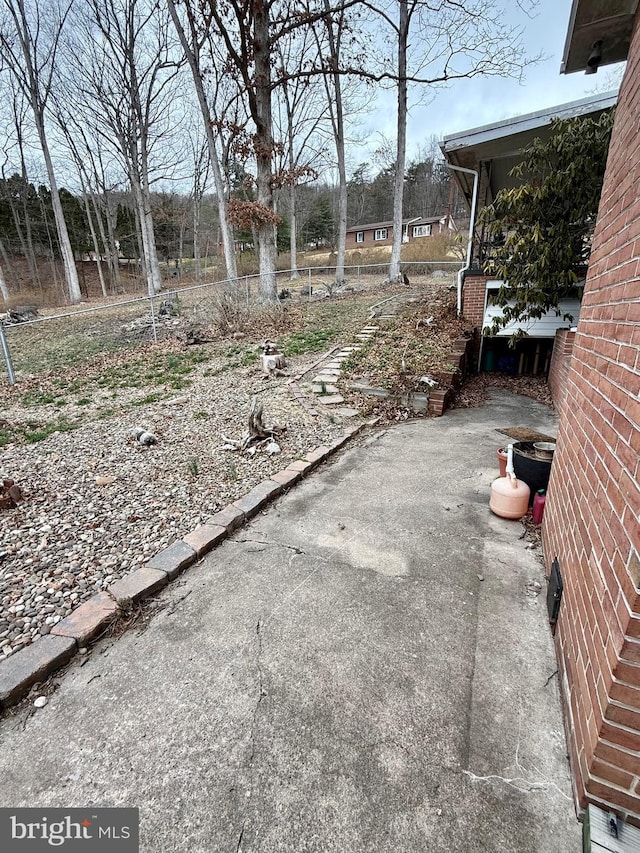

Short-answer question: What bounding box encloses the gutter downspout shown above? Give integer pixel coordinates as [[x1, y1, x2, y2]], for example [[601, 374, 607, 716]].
[[445, 164, 479, 316]]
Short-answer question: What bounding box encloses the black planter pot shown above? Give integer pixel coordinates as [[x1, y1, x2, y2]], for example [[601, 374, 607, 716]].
[[512, 441, 555, 505]]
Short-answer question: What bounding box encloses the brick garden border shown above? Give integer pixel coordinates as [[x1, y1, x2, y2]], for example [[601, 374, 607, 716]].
[[427, 332, 476, 416], [0, 421, 374, 712]]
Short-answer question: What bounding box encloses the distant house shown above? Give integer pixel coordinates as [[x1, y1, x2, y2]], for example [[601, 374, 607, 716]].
[[345, 214, 454, 250]]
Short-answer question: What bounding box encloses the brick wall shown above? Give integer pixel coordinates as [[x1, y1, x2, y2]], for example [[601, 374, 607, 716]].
[[542, 13, 640, 822], [548, 329, 576, 409], [461, 273, 488, 327], [461, 273, 489, 368]]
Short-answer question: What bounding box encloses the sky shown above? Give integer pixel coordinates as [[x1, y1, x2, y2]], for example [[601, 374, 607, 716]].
[[358, 0, 625, 163]]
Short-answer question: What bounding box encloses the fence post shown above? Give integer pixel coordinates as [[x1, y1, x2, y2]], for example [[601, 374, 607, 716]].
[[0, 323, 16, 385]]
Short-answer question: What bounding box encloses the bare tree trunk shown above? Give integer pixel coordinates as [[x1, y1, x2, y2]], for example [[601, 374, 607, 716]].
[[289, 183, 300, 279], [0, 265, 8, 302], [389, 0, 408, 283], [0, 238, 9, 301], [166, 0, 238, 281], [320, 0, 347, 286], [130, 173, 160, 296], [99, 190, 123, 293], [0, 237, 13, 301], [1, 174, 37, 286], [37, 121, 81, 303], [16, 148, 40, 286], [82, 190, 107, 297], [193, 200, 202, 282], [254, 0, 277, 302], [0, 0, 81, 302]]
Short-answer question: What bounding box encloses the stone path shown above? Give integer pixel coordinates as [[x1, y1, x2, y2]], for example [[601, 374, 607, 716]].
[[298, 325, 380, 417]]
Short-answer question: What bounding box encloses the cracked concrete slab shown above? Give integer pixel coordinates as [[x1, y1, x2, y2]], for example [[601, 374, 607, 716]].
[[0, 390, 578, 852]]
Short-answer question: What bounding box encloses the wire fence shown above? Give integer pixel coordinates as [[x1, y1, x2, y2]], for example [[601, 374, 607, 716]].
[[0, 261, 463, 385]]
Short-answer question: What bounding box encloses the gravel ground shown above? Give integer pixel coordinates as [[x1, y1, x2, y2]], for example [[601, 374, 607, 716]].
[[0, 343, 354, 661], [0, 279, 555, 662]]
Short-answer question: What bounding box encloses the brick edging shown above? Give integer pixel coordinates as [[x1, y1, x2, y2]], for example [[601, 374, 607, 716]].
[[428, 332, 475, 416], [0, 420, 376, 712]]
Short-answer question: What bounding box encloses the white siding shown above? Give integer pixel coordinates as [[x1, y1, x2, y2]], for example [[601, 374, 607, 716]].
[[483, 299, 581, 338]]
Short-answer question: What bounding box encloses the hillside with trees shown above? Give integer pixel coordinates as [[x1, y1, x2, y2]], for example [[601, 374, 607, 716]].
[[0, 0, 534, 305]]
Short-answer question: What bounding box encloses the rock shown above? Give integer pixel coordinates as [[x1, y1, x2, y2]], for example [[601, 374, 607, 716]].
[[138, 431, 157, 447], [130, 427, 146, 439], [33, 696, 48, 708], [419, 375, 438, 388], [95, 475, 117, 486], [266, 441, 281, 456]]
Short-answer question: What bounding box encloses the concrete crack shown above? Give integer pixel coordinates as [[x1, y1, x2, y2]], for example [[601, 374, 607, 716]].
[[461, 768, 571, 800], [248, 619, 267, 767], [236, 820, 246, 853], [233, 537, 305, 556]]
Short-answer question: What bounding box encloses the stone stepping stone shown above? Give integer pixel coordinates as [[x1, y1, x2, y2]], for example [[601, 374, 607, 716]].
[[319, 367, 341, 375], [362, 326, 379, 331], [334, 407, 360, 417], [311, 384, 339, 394], [355, 334, 373, 341], [340, 347, 358, 352], [324, 361, 344, 369], [312, 373, 341, 384], [317, 394, 345, 405]]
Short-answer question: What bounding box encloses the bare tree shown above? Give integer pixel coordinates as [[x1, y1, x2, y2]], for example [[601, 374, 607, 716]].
[[314, 0, 350, 287], [187, 134, 210, 282], [0, 0, 82, 302], [166, 0, 239, 282], [273, 27, 331, 279], [197, 0, 363, 301], [0, 77, 43, 288], [359, 0, 538, 282], [66, 0, 183, 297]]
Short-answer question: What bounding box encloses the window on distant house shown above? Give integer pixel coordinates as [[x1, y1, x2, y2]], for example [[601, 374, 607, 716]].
[[374, 228, 388, 240], [356, 231, 364, 243], [412, 224, 432, 238]]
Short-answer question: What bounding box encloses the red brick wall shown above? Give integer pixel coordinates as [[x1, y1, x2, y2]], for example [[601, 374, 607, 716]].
[[548, 329, 576, 409], [461, 273, 488, 328], [542, 13, 640, 820], [461, 273, 489, 368]]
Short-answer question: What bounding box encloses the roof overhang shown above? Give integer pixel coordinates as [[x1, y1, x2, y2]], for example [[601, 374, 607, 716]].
[[440, 92, 617, 206], [561, 0, 637, 74]]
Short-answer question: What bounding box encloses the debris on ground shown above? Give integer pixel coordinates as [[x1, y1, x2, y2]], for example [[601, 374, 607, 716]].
[[221, 395, 286, 452], [454, 373, 554, 409], [0, 478, 24, 510]]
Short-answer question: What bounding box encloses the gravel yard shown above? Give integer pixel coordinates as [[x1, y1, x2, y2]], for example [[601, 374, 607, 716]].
[[0, 281, 395, 661], [0, 344, 356, 660], [0, 274, 543, 663]]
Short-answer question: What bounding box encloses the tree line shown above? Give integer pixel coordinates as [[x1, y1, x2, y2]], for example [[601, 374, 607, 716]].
[[0, 0, 535, 304]]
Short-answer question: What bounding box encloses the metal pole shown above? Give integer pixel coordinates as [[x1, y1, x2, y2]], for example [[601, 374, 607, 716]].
[[0, 323, 16, 385]]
